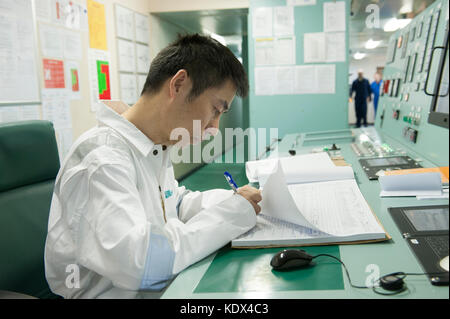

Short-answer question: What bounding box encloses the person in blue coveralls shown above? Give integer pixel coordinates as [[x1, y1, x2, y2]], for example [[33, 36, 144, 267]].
[[370, 72, 383, 116], [350, 69, 372, 128]]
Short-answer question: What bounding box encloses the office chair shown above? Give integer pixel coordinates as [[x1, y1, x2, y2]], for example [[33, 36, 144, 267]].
[[0, 120, 61, 298]]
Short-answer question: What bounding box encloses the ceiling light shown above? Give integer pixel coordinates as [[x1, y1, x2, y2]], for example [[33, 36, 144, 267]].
[[353, 52, 366, 60], [365, 38, 381, 49], [383, 18, 412, 32]]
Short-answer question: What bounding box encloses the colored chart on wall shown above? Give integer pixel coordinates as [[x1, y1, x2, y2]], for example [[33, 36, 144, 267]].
[[88, 49, 111, 111], [96, 60, 111, 100], [43, 58, 65, 88], [71, 68, 79, 92]]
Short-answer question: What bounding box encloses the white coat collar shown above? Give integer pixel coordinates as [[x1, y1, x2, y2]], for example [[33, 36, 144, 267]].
[[97, 100, 155, 157]]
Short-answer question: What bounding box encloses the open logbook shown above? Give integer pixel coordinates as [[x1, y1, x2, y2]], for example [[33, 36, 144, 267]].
[[233, 161, 389, 248]]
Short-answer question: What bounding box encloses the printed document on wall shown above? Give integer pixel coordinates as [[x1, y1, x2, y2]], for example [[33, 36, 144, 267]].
[[275, 36, 296, 65], [136, 43, 151, 73], [274, 6, 294, 36], [0, 0, 40, 103], [135, 13, 150, 43], [323, 1, 346, 32], [41, 89, 72, 130], [39, 23, 63, 59], [287, 0, 316, 6], [295, 65, 317, 94], [255, 67, 276, 96], [115, 4, 134, 40], [119, 73, 138, 105], [326, 32, 346, 62], [316, 64, 335, 94], [275, 67, 294, 95], [66, 60, 82, 100], [255, 38, 275, 66], [252, 7, 273, 37], [117, 39, 136, 72], [303, 32, 325, 63], [88, 49, 111, 111]]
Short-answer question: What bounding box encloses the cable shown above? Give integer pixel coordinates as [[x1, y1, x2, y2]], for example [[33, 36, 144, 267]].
[[311, 254, 448, 296], [312, 254, 368, 289]]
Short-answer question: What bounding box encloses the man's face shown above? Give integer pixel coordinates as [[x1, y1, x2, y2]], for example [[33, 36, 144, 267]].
[[168, 78, 236, 146]]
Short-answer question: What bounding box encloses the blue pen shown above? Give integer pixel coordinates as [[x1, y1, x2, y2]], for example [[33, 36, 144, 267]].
[[224, 171, 239, 193]]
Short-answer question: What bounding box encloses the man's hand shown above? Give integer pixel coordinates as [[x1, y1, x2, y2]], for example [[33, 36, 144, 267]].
[[236, 185, 262, 214]]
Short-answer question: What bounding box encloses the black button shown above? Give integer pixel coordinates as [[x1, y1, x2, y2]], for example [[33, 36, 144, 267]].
[[153, 149, 158, 156], [162, 145, 167, 151]]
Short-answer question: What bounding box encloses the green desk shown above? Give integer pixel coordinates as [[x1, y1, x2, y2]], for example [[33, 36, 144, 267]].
[[162, 129, 449, 299]]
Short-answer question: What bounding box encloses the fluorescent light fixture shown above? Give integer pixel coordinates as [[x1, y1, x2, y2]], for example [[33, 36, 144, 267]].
[[365, 38, 381, 49], [383, 18, 412, 32], [353, 52, 366, 60]]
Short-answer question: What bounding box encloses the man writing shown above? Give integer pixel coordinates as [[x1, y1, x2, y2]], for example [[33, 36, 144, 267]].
[[45, 34, 262, 298]]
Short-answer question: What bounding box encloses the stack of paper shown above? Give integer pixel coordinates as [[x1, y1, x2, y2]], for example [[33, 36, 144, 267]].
[[245, 152, 353, 186], [378, 172, 443, 197]]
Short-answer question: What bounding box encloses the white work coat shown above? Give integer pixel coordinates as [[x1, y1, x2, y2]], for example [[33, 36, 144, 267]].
[[44, 101, 256, 298]]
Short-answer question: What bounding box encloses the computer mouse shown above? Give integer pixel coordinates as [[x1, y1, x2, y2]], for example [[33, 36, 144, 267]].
[[270, 249, 314, 270]]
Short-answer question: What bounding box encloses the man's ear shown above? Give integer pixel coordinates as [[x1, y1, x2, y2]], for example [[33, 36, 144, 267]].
[[169, 69, 190, 99]]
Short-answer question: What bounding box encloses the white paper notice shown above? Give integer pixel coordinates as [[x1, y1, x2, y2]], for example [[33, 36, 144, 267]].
[[252, 7, 273, 38], [275, 67, 294, 95], [55, 127, 73, 161], [255, 67, 276, 96], [117, 39, 136, 72], [136, 43, 150, 73], [295, 65, 316, 94], [326, 32, 346, 62], [323, 1, 346, 32], [316, 64, 335, 94], [39, 23, 63, 59], [119, 73, 138, 105], [0, 0, 40, 103], [295, 64, 335, 94], [63, 30, 82, 60], [275, 36, 296, 65], [0, 106, 19, 123], [19, 105, 41, 121], [134, 12, 149, 44], [35, 0, 52, 21], [255, 38, 275, 66], [287, 0, 316, 6], [274, 6, 294, 36], [304, 32, 325, 63], [115, 4, 134, 40], [41, 89, 72, 130]]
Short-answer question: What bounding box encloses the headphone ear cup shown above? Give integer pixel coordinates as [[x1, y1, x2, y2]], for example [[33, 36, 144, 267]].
[[379, 274, 405, 291]]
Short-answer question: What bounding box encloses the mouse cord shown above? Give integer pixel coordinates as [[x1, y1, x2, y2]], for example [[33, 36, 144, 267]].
[[312, 254, 448, 296], [312, 254, 368, 289]]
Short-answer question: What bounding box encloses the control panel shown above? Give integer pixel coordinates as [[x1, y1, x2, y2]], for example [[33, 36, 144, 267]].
[[375, 0, 449, 167]]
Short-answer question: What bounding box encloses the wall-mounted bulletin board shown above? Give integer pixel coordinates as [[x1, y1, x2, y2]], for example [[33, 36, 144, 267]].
[[114, 4, 151, 106], [0, 0, 41, 119]]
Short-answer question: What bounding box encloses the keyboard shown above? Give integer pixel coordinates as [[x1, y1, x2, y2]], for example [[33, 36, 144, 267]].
[[425, 236, 449, 258]]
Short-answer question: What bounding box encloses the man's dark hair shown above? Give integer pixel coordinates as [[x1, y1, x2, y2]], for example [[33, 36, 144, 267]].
[[141, 33, 248, 100]]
